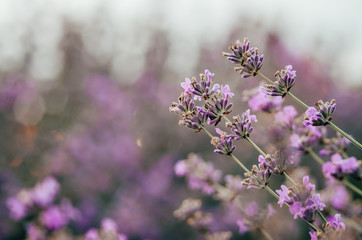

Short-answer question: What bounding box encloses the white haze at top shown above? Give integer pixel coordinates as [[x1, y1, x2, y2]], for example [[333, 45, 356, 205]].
[[0, 0, 361, 87]]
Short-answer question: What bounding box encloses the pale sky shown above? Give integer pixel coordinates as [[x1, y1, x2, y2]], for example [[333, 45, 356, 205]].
[[0, 0, 361, 86]]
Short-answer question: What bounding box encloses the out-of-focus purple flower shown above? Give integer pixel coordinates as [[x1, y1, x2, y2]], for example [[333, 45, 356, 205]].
[[26, 224, 45, 240], [85, 229, 99, 240], [41, 206, 68, 230], [174, 154, 222, 195], [248, 87, 283, 112], [276, 176, 325, 222], [32, 176, 60, 207], [309, 231, 318, 240], [264, 65, 296, 97], [319, 133, 350, 156], [101, 218, 118, 231], [230, 109, 257, 140], [328, 214, 346, 230], [174, 160, 188, 177], [322, 153, 360, 180], [236, 220, 249, 234], [6, 196, 28, 220], [274, 105, 298, 127], [304, 100, 336, 126], [244, 201, 259, 216], [290, 125, 323, 154]]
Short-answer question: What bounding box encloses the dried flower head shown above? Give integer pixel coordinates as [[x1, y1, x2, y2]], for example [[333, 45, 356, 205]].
[[258, 149, 294, 175], [242, 164, 271, 189]]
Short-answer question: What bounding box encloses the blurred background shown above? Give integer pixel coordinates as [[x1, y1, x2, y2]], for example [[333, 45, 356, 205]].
[[0, 0, 361, 239]]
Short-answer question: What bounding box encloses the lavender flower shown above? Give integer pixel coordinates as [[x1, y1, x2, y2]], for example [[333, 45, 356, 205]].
[[191, 70, 219, 100], [304, 99, 336, 126], [31, 176, 60, 207], [276, 176, 325, 222], [242, 163, 271, 189], [206, 96, 233, 126], [174, 154, 222, 194], [319, 132, 350, 156], [309, 214, 346, 240], [230, 109, 257, 139], [274, 105, 298, 127], [258, 149, 294, 175], [212, 128, 236, 156], [322, 153, 361, 180], [290, 125, 323, 154], [263, 65, 296, 97], [223, 38, 264, 78], [247, 87, 283, 112]]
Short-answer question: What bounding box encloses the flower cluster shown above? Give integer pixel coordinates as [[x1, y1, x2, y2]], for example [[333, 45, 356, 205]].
[[319, 132, 350, 156], [242, 162, 271, 189], [322, 153, 361, 180], [245, 86, 283, 113], [223, 38, 264, 78], [258, 149, 294, 175], [85, 218, 127, 240], [263, 65, 296, 97], [174, 153, 222, 194], [304, 99, 336, 126], [229, 109, 257, 140], [276, 176, 325, 222]]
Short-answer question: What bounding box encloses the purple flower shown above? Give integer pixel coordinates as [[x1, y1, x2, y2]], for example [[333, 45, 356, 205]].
[[181, 78, 192, 94], [85, 229, 99, 240], [206, 97, 233, 126], [191, 70, 218, 100], [174, 160, 188, 177], [6, 196, 28, 220], [264, 65, 296, 97], [274, 105, 298, 126], [244, 201, 259, 216], [304, 100, 336, 126], [101, 218, 118, 231], [328, 214, 346, 230], [32, 176, 60, 207], [220, 85, 234, 99], [322, 153, 360, 180], [276, 176, 325, 222], [309, 231, 318, 240], [248, 87, 283, 112], [236, 220, 249, 234], [41, 206, 68, 230], [258, 150, 294, 175], [231, 109, 257, 140], [213, 128, 236, 155]]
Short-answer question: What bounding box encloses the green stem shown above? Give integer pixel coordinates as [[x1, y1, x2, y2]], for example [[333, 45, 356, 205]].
[[257, 72, 275, 85], [328, 121, 362, 151], [286, 92, 309, 109], [201, 126, 214, 139], [284, 172, 296, 185], [308, 149, 325, 166], [230, 154, 252, 175], [245, 136, 267, 157], [342, 179, 362, 196], [260, 227, 275, 240]]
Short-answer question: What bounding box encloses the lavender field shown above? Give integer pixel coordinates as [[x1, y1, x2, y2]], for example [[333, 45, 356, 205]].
[[0, 1, 361, 240]]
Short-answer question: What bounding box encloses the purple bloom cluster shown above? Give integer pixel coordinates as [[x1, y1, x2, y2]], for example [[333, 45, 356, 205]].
[[230, 109, 257, 140], [322, 153, 361, 180], [319, 133, 350, 156], [242, 162, 271, 189], [212, 128, 236, 155], [85, 218, 127, 240], [274, 105, 298, 128], [263, 65, 296, 97], [247, 87, 283, 113], [304, 99, 336, 126], [223, 38, 264, 78], [276, 176, 325, 222], [258, 149, 294, 175], [174, 154, 222, 194], [6, 177, 60, 220]]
